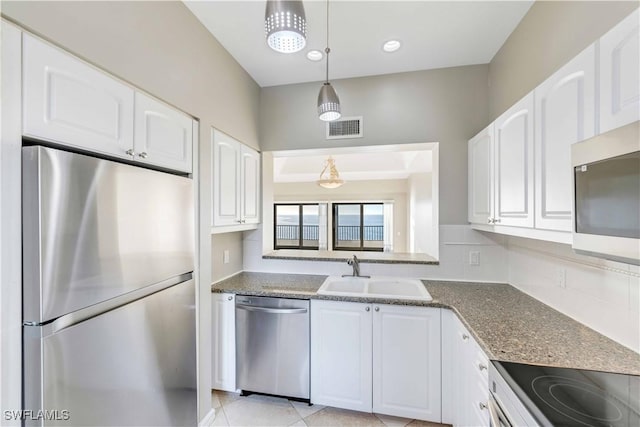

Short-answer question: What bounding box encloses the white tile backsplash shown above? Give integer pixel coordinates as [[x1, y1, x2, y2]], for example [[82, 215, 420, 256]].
[[506, 236, 640, 353]]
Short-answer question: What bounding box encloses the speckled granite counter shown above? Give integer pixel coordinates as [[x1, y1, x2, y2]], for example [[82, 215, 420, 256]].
[[212, 272, 640, 375]]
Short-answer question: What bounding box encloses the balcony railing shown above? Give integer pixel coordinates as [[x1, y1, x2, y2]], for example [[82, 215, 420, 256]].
[[275, 224, 319, 242], [275, 225, 384, 242]]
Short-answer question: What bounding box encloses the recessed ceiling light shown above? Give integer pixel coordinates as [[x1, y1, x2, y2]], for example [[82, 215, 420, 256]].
[[306, 50, 323, 61], [382, 40, 401, 53]]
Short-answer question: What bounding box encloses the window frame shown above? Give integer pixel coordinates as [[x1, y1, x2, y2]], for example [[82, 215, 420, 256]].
[[273, 203, 321, 250], [332, 202, 385, 252]]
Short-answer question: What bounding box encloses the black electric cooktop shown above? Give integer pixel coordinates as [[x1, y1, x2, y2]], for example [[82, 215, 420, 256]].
[[495, 361, 640, 427]]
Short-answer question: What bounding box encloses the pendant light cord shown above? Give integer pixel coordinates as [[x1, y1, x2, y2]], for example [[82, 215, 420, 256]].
[[325, 0, 330, 84]]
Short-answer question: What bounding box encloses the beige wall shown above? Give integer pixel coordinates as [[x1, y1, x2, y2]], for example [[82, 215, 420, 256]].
[[488, 0, 639, 121], [260, 65, 490, 225], [1, 1, 260, 421], [274, 179, 408, 252]]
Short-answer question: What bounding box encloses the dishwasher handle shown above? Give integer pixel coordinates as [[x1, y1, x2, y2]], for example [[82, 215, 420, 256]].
[[236, 304, 308, 314]]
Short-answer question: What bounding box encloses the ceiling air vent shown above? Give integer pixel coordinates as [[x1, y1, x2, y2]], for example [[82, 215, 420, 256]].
[[326, 116, 363, 140]]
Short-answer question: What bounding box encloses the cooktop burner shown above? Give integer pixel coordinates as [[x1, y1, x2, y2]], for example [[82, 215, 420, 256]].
[[494, 361, 640, 427]]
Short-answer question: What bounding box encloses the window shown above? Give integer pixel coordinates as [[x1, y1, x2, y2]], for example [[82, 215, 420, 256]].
[[333, 203, 384, 251], [274, 204, 321, 249]]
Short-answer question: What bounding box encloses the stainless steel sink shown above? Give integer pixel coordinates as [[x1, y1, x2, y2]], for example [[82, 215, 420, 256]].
[[317, 276, 432, 301]]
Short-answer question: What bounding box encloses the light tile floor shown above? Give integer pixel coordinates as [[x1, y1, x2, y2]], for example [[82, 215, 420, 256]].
[[211, 391, 451, 427]]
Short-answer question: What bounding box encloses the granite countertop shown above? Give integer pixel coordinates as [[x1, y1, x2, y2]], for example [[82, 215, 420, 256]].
[[212, 272, 640, 376]]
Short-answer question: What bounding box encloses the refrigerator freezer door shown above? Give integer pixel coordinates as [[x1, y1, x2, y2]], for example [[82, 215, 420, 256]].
[[22, 146, 194, 323], [23, 279, 197, 427]]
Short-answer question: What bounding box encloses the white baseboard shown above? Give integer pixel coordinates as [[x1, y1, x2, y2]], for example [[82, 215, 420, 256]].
[[198, 408, 216, 427]]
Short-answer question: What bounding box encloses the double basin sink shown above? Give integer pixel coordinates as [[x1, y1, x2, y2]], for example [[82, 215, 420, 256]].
[[317, 276, 432, 301]]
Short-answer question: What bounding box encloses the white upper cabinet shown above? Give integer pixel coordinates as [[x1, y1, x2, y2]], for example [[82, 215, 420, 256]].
[[372, 304, 441, 421], [534, 45, 596, 232], [212, 130, 241, 227], [310, 300, 373, 413], [22, 34, 194, 174], [241, 145, 261, 225], [468, 124, 494, 225], [599, 9, 640, 133], [22, 34, 134, 160], [493, 92, 535, 228], [134, 92, 193, 173], [212, 129, 261, 231]]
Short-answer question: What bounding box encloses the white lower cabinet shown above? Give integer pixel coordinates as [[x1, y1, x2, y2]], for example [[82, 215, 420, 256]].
[[310, 300, 372, 412], [211, 293, 236, 392], [311, 300, 441, 422], [450, 315, 490, 427], [372, 304, 441, 421]]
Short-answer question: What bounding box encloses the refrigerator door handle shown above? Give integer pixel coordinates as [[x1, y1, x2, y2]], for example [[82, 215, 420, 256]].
[[38, 272, 193, 336]]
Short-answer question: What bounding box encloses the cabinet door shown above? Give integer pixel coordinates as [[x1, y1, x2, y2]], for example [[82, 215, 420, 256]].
[[241, 146, 261, 224], [212, 130, 241, 227], [134, 92, 193, 173], [452, 317, 472, 427], [22, 34, 134, 159], [494, 93, 535, 228], [468, 124, 494, 225], [310, 300, 372, 412], [372, 305, 441, 422], [600, 9, 640, 133], [211, 293, 236, 392], [535, 45, 595, 232]]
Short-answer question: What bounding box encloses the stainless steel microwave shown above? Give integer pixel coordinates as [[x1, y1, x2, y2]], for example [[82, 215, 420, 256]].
[[571, 121, 640, 265]]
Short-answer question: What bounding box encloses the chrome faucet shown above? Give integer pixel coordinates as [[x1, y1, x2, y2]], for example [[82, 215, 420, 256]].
[[342, 255, 370, 278]]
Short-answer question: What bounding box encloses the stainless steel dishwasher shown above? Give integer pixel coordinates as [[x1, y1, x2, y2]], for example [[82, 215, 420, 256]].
[[235, 295, 310, 401]]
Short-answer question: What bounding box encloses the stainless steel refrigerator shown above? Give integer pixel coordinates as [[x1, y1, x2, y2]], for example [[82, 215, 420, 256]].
[[22, 146, 197, 426]]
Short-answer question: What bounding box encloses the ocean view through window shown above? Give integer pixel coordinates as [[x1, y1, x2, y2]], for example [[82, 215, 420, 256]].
[[274, 204, 321, 249], [333, 203, 384, 251]]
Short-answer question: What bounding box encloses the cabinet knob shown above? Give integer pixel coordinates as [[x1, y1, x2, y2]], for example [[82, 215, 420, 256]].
[[138, 152, 148, 159], [494, 218, 501, 223], [479, 402, 487, 411], [374, 307, 380, 312], [478, 363, 488, 371], [365, 307, 370, 312], [462, 333, 469, 341], [227, 296, 233, 301], [487, 218, 493, 224], [125, 149, 136, 156]]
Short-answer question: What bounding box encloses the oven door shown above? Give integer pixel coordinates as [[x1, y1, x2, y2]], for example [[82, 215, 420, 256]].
[[488, 394, 514, 427]]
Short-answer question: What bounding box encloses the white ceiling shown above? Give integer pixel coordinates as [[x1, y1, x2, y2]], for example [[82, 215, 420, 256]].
[[184, 0, 533, 87], [273, 144, 433, 182]]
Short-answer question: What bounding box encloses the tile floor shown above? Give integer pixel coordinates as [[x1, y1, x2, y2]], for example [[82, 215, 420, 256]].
[[211, 390, 450, 427]]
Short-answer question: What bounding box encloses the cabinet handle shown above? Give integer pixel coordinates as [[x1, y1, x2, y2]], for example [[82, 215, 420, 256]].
[[494, 218, 501, 223], [462, 333, 469, 341], [374, 307, 380, 312], [478, 363, 488, 371], [227, 296, 233, 301], [365, 307, 370, 312], [138, 152, 148, 159], [125, 149, 136, 156], [236, 220, 243, 223], [487, 218, 493, 224], [479, 402, 487, 411]]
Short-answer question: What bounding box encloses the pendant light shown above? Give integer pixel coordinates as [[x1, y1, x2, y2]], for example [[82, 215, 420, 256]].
[[265, 0, 307, 53], [317, 156, 344, 189], [317, 0, 341, 121]]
